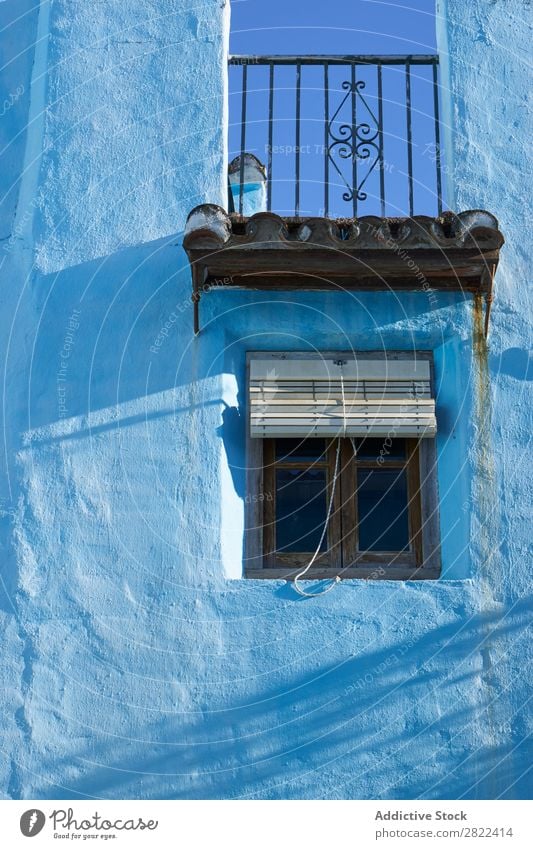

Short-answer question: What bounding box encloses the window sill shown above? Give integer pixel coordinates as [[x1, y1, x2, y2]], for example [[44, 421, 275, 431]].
[[245, 566, 441, 581]]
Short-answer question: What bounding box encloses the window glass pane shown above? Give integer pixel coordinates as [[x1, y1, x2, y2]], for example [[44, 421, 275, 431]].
[[275, 468, 327, 552], [275, 438, 326, 463], [357, 469, 409, 551], [355, 437, 407, 461]]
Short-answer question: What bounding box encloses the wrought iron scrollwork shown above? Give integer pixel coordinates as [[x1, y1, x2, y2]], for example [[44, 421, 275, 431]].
[[328, 79, 380, 206]]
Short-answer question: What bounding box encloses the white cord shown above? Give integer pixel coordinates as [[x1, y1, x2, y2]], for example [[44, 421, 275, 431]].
[[340, 365, 359, 458], [340, 362, 347, 437], [293, 437, 342, 597], [293, 365, 347, 598]]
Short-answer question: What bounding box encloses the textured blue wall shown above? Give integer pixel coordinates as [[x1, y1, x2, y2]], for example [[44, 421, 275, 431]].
[[0, 0, 531, 800]]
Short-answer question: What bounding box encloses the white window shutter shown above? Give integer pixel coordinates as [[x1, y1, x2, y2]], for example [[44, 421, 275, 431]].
[[249, 356, 437, 438]]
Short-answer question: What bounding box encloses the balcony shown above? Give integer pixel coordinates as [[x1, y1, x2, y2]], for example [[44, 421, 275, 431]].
[[184, 55, 504, 334], [227, 54, 444, 218]]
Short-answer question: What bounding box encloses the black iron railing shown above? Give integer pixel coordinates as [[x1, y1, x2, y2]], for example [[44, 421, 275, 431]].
[[228, 54, 444, 219]]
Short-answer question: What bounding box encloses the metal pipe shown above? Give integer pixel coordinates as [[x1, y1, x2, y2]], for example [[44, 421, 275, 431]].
[[267, 62, 274, 211], [484, 265, 496, 338], [351, 62, 357, 218], [432, 62, 443, 215], [193, 291, 200, 335], [405, 58, 414, 217], [324, 61, 329, 218], [295, 61, 301, 216], [377, 62, 385, 217]]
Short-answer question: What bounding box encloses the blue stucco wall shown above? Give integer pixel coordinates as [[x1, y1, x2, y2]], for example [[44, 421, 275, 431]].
[[0, 0, 531, 799]]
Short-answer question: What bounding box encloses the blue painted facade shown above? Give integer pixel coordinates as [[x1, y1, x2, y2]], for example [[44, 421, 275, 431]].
[[0, 0, 530, 799]]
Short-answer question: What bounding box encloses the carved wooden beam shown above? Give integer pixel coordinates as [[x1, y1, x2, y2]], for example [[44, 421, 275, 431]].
[[183, 207, 504, 334]]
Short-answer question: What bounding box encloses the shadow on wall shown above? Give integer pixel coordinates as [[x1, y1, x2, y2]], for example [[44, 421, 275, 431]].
[[493, 348, 533, 381], [24, 245, 467, 437], [25, 234, 216, 434], [21, 599, 532, 801], [18, 239, 469, 473], [217, 403, 245, 500], [0, 234, 233, 611]]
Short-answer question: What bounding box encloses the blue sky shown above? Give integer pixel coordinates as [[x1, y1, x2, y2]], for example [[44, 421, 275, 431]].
[[228, 1, 443, 218], [230, 0, 437, 55]]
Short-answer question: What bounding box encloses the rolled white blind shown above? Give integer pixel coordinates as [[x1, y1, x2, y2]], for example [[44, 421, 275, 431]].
[[249, 357, 436, 438]]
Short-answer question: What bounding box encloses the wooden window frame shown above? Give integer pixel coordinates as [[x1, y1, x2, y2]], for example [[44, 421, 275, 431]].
[[262, 439, 343, 571], [245, 351, 441, 581]]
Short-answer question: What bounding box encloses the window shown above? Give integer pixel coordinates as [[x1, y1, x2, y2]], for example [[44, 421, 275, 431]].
[[245, 352, 441, 580]]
